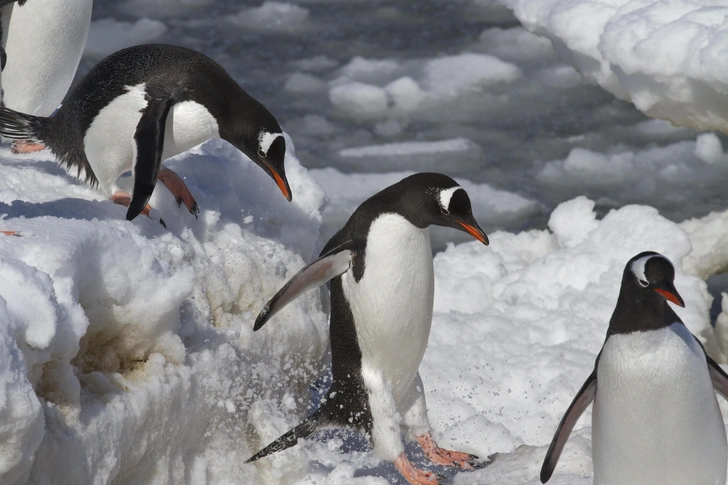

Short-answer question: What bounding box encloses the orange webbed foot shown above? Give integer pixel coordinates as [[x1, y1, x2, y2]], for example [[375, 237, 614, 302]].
[[417, 432, 478, 469], [158, 167, 199, 217], [394, 453, 444, 485]]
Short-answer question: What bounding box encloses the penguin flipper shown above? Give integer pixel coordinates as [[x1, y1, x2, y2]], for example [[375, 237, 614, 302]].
[[126, 96, 175, 221], [707, 355, 728, 401], [254, 240, 354, 331], [540, 370, 596, 484], [245, 408, 324, 463]]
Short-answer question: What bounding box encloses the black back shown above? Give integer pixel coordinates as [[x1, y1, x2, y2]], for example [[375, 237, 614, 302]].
[[39, 44, 282, 186]]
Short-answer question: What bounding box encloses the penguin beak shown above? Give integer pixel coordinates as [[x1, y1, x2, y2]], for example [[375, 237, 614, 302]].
[[654, 283, 685, 307], [456, 220, 489, 245], [266, 162, 292, 202]]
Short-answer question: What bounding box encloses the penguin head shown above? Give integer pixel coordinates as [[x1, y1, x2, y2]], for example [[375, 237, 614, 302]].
[[625, 251, 685, 307], [395, 173, 489, 245], [226, 108, 292, 202], [253, 130, 291, 201]]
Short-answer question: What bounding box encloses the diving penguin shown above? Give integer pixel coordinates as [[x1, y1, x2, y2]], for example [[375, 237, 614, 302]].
[[0, 43, 291, 222], [541, 251, 728, 485], [247, 173, 489, 485]]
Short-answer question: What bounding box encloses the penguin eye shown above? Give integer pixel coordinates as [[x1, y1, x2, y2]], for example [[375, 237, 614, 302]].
[[638, 279, 649, 288], [257, 149, 266, 158], [441, 208, 450, 216]]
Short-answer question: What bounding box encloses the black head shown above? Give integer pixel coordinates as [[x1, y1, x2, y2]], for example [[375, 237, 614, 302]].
[[222, 99, 291, 202], [384, 173, 488, 245], [609, 251, 685, 334], [625, 251, 684, 307]]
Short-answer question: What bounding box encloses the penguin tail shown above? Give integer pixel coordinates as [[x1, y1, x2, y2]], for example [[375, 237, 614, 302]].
[[245, 408, 327, 463], [0, 106, 46, 143]]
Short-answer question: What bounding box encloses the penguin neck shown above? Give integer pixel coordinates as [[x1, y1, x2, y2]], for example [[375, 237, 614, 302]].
[[607, 287, 682, 336]]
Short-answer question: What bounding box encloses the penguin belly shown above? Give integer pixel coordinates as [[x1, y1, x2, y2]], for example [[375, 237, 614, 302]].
[[83, 88, 220, 195], [2, 0, 93, 116], [592, 323, 727, 485], [342, 213, 434, 404]]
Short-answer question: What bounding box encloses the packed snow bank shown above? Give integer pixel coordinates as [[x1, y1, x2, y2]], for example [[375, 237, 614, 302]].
[[500, 0, 728, 132], [4, 138, 728, 484], [0, 137, 329, 484]]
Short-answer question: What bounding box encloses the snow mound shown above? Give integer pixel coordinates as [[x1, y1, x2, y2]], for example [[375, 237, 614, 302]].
[[500, 0, 728, 131], [0, 137, 329, 484]]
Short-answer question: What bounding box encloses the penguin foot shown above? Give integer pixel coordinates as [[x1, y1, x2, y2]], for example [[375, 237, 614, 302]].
[[417, 433, 477, 470], [111, 190, 165, 227], [158, 167, 199, 218], [394, 453, 444, 485], [11, 140, 46, 154]]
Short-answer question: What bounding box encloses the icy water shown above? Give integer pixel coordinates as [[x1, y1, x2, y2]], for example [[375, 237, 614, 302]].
[[85, 0, 721, 253]]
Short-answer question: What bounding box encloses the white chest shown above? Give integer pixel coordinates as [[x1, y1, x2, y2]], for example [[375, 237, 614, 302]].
[[342, 213, 434, 404], [2, 0, 93, 115], [592, 324, 727, 485], [83, 87, 219, 195]]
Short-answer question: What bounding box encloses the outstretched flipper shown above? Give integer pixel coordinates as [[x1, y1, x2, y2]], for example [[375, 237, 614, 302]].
[[254, 240, 355, 331], [246, 407, 324, 463], [707, 355, 728, 401], [540, 370, 597, 483], [126, 96, 175, 221]]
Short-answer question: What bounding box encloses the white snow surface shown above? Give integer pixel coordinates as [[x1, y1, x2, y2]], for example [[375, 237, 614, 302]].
[[500, 0, 728, 132], [3, 137, 728, 484]]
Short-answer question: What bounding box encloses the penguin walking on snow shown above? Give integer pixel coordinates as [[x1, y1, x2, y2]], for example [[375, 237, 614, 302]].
[[541, 252, 728, 485], [0, 44, 291, 222], [1, 0, 93, 155], [247, 173, 489, 485]]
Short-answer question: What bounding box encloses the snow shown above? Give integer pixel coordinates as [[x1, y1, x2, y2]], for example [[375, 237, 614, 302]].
[[8, 0, 728, 483], [500, 0, 728, 132], [4, 138, 728, 484]]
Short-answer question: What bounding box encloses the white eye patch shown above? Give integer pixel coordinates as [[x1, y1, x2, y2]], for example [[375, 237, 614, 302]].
[[258, 131, 282, 156], [630, 254, 658, 283], [438, 186, 461, 212]]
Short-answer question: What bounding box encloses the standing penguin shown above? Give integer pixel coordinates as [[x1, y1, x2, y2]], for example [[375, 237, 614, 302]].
[[2, 0, 93, 153], [247, 173, 488, 485], [541, 251, 728, 485], [0, 43, 291, 221]]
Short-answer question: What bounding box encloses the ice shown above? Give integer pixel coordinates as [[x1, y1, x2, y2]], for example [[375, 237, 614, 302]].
[[501, 0, 728, 132], [228, 2, 311, 33], [84, 18, 167, 59]]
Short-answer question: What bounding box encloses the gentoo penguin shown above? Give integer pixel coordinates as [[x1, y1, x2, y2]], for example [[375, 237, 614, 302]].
[[247, 173, 488, 485], [541, 252, 728, 485], [1, 0, 92, 115], [2, 0, 93, 153], [0, 44, 291, 221]]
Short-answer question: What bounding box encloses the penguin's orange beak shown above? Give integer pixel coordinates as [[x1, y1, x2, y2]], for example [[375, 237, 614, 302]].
[[457, 220, 489, 245], [267, 163, 292, 201], [655, 287, 685, 307]]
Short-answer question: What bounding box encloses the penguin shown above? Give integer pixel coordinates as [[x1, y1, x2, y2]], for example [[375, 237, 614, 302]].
[[247, 173, 489, 485], [1, 0, 93, 153], [540, 251, 728, 485], [0, 43, 291, 221]]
